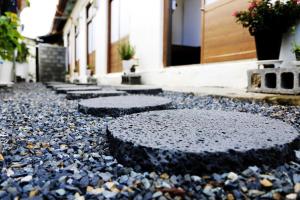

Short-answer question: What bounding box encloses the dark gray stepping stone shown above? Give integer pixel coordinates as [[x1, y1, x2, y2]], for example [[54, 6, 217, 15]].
[[78, 96, 172, 117], [56, 86, 102, 94], [107, 109, 300, 174], [76, 83, 97, 86], [66, 90, 127, 100], [116, 86, 163, 95], [49, 84, 77, 89], [44, 82, 64, 86]]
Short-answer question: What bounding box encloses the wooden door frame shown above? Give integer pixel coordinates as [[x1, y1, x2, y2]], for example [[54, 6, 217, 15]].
[[107, 0, 112, 74], [163, 0, 204, 67]]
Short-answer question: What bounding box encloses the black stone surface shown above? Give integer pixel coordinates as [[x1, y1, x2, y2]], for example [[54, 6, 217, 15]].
[[56, 86, 102, 94], [48, 84, 77, 89], [79, 96, 172, 117], [66, 90, 127, 100], [107, 109, 300, 174], [76, 83, 97, 86], [116, 86, 163, 95]]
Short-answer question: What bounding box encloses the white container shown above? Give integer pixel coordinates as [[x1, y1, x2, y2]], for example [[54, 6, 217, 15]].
[[0, 60, 13, 84], [122, 60, 134, 73], [16, 62, 29, 81]]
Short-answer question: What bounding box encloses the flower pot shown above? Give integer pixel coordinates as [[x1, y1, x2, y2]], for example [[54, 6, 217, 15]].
[[122, 60, 134, 73], [16, 62, 29, 81], [0, 61, 13, 84], [254, 32, 282, 60], [86, 69, 92, 76]]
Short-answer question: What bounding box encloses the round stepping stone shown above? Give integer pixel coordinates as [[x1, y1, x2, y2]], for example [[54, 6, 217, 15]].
[[76, 83, 97, 86], [78, 96, 172, 117], [66, 90, 127, 100], [116, 86, 163, 95], [107, 109, 300, 174], [56, 86, 102, 94], [49, 84, 77, 89]]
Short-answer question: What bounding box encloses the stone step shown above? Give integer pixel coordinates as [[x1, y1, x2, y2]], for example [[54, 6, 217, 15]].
[[66, 90, 127, 100], [107, 109, 300, 174], [116, 86, 163, 95], [56, 86, 102, 94], [78, 95, 172, 117]]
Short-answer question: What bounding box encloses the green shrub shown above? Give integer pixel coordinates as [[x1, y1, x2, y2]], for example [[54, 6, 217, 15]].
[[16, 42, 30, 63], [0, 12, 23, 61]]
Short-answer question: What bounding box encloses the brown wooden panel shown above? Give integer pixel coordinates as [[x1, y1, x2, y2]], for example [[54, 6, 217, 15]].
[[163, 0, 170, 67], [202, 0, 256, 63], [88, 51, 96, 75], [109, 36, 129, 73]]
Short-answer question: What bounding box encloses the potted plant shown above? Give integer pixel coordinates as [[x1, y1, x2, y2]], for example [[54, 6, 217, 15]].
[[292, 42, 300, 61], [0, 12, 23, 84], [234, 0, 300, 60], [16, 42, 30, 82], [86, 65, 92, 76], [118, 41, 136, 73]]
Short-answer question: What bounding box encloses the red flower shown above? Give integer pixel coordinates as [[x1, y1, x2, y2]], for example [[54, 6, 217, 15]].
[[232, 11, 239, 17], [248, 1, 257, 11]]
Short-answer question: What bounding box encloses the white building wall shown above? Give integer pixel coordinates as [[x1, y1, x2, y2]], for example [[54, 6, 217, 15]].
[[94, 0, 109, 75], [128, 0, 163, 71], [64, 0, 258, 89]]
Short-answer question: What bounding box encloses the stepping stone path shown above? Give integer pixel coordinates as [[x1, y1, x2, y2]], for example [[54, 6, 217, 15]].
[[66, 90, 127, 100], [48, 84, 76, 89], [107, 109, 300, 174], [79, 96, 172, 117], [116, 86, 163, 95], [56, 86, 102, 94], [76, 83, 97, 86]]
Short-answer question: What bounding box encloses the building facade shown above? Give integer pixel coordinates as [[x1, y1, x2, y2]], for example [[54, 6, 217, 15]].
[[60, 0, 296, 89]]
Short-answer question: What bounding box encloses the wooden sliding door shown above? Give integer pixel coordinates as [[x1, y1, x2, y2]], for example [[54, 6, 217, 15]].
[[201, 0, 256, 63]]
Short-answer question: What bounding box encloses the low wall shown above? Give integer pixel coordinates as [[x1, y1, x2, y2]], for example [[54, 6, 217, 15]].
[[99, 60, 257, 89]]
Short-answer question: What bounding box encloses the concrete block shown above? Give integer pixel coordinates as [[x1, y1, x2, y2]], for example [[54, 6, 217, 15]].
[[248, 67, 300, 94]]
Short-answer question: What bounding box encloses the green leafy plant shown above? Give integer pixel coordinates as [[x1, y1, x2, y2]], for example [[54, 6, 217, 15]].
[[292, 42, 300, 52], [292, 42, 300, 60], [0, 12, 23, 61], [16, 42, 30, 63], [118, 41, 135, 60], [233, 0, 300, 36]]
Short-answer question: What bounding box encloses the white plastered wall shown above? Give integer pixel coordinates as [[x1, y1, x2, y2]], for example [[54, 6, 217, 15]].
[[63, 0, 109, 81], [64, 0, 257, 89]]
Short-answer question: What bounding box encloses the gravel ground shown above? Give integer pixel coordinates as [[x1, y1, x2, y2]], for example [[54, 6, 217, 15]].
[[0, 83, 300, 200]]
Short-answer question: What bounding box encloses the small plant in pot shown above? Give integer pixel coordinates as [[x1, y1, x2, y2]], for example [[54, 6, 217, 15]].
[[86, 65, 92, 76], [292, 42, 300, 61], [118, 41, 136, 73]]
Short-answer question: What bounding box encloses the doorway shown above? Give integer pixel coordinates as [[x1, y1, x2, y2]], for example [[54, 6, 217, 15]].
[[108, 0, 130, 73], [167, 0, 202, 66]]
